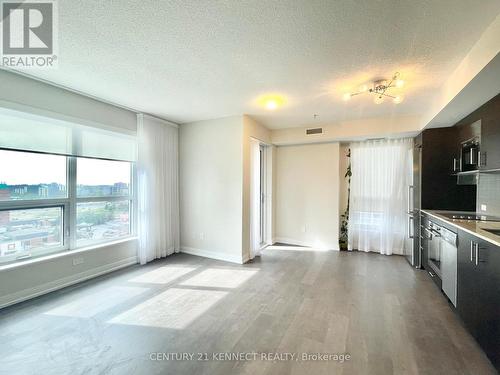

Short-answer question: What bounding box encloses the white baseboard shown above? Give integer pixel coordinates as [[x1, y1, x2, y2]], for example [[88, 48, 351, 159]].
[[180, 247, 244, 264], [273, 237, 340, 251], [0, 256, 138, 309]]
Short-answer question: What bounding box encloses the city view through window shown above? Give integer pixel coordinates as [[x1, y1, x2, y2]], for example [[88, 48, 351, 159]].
[[0, 150, 132, 262]]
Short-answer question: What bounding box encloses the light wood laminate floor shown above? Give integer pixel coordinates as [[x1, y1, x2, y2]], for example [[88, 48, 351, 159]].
[[0, 248, 496, 375]]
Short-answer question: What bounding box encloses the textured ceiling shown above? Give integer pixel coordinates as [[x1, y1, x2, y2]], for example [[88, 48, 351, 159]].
[[20, 0, 500, 129]]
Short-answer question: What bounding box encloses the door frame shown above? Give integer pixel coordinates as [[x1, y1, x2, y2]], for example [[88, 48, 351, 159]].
[[251, 140, 273, 249]]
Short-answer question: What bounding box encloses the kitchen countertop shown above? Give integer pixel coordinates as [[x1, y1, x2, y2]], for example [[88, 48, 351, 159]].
[[421, 210, 500, 247]]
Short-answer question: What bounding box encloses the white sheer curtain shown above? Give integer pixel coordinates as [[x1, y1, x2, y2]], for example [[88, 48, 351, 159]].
[[137, 114, 179, 264], [249, 138, 261, 259], [348, 138, 413, 255]]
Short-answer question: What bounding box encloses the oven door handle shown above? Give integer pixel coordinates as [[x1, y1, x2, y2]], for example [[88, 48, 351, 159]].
[[475, 242, 479, 266]]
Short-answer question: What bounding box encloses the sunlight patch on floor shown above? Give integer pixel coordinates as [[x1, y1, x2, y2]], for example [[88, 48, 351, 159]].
[[179, 268, 259, 289], [128, 265, 198, 284], [108, 288, 227, 329], [44, 286, 148, 318]]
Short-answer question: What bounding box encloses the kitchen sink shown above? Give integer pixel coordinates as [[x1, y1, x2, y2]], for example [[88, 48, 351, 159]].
[[482, 228, 500, 236]]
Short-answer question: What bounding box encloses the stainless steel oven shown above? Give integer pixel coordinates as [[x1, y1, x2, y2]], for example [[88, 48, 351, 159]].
[[424, 222, 442, 277]]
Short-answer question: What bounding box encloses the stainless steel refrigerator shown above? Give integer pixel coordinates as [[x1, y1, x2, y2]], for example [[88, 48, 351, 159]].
[[405, 141, 422, 268]]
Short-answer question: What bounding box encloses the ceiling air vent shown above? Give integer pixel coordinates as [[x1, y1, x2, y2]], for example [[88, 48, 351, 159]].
[[306, 128, 323, 135]]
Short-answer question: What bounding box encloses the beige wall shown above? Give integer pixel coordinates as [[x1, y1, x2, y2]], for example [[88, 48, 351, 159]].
[[179, 116, 245, 263], [275, 142, 340, 250]]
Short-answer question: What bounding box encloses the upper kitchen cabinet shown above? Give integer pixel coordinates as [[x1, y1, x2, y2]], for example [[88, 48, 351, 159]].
[[417, 127, 476, 211], [454, 94, 500, 171], [479, 95, 500, 171]]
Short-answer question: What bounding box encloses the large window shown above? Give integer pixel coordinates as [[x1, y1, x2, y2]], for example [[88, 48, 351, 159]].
[[0, 150, 134, 264], [76, 201, 130, 245], [0, 207, 64, 262], [77, 158, 131, 197], [0, 150, 67, 201], [75, 158, 132, 247]]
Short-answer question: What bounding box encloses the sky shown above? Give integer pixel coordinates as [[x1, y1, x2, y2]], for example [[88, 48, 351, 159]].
[[0, 150, 130, 186]]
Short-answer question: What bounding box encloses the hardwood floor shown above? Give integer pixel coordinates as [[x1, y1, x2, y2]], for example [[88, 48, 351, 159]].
[[0, 248, 496, 375]]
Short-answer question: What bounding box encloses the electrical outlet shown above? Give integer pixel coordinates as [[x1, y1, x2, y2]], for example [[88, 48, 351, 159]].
[[72, 257, 84, 266], [199, 232, 205, 240], [481, 204, 487, 212]]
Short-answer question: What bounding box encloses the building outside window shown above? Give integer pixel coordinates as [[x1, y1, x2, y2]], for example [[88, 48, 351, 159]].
[[0, 149, 135, 264]]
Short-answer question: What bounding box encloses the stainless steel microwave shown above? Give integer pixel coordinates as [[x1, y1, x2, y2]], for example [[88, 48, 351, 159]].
[[460, 137, 480, 172]]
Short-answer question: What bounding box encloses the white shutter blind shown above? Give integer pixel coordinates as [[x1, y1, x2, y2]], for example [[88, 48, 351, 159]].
[[0, 106, 137, 161]]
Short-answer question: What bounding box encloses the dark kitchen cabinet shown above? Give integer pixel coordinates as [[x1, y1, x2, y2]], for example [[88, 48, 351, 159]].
[[457, 231, 478, 334], [480, 110, 500, 170], [457, 230, 500, 370], [453, 93, 500, 171], [417, 128, 476, 212], [476, 238, 500, 369]]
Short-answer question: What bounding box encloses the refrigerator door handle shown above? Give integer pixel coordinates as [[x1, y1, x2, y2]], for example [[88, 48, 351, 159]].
[[407, 185, 414, 213], [408, 215, 414, 239]]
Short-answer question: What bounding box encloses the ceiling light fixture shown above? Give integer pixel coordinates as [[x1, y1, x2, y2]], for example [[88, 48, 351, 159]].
[[266, 100, 278, 110], [257, 94, 286, 110], [393, 95, 404, 104], [342, 72, 405, 104]]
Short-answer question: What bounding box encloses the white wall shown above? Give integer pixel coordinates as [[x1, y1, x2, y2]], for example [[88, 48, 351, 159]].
[[275, 142, 340, 250], [179, 116, 245, 263], [179, 115, 272, 263], [0, 71, 139, 308], [0, 240, 137, 308], [271, 115, 421, 145]]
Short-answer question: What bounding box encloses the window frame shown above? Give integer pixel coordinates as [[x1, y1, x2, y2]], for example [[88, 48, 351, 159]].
[[0, 149, 136, 265]]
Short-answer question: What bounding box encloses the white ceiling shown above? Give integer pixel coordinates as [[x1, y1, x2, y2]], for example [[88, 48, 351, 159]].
[[20, 0, 500, 129]]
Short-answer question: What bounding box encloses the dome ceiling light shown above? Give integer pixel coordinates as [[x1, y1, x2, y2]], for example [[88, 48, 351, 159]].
[[257, 94, 287, 110], [342, 72, 405, 104]]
